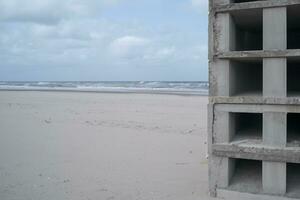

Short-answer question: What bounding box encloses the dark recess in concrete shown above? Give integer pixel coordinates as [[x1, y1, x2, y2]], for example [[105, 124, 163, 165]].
[[229, 159, 262, 194], [231, 113, 262, 142], [287, 163, 300, 198], [230, 60, 262, 96], [287, 59, 300, 97], [230, 9, 262, 51], [287, 113, 300, 147], [287, 5, 300, 49]]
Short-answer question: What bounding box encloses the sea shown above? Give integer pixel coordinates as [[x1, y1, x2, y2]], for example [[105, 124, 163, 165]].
[[0, 81, 209, 95]]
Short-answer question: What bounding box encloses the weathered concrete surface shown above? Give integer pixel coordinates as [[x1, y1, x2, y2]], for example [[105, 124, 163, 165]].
[[217, 49, 300, 59], [210, 96, 300, 105], [217, 189, 297, 200], [212, 144, 300, 164], [215, 103, 300, 113]]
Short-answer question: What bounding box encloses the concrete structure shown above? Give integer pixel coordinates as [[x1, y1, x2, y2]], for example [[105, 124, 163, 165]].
[[208, 1, 300, 199]]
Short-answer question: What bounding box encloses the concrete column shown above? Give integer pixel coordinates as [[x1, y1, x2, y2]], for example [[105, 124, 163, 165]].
[[216, 12, 235, 52], [263, 7, 286, 50], [211, 60, 231, 97], [215, 111, 237, 143], [210, 156, 235, 190], [262, 7, 287, 195], [263, 162, 286, 195], [263, 112, 287, 195], [263, 112, 287, 147], [263, 59, 286, 97], [263, 7, 287, 98], [211, 111, 235, 190]]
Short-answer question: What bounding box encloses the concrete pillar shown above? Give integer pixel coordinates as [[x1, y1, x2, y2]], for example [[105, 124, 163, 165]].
[[263, 7, 287, 98], [216, 12, 235, 52], [263, 162, 286, 195], [212, 111, 236, 190], [263, 112, 287, 195], [263, 112, 287, 147], [215, 111, 237, 143], [212, 60, 231, 97], [262, 7, 287, 195], [210, 157, 235, 189], [263, 59, 286, 97], [263, 7, 286, 50], [213, 12, 236, 97]]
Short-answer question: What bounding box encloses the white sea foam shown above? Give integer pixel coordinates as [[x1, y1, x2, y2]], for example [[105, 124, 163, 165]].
[[0, 81, 209, 95]]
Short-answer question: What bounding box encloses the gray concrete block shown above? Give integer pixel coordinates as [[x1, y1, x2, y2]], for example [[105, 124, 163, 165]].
[[263, 112, 287, 147], [216, 13, 235, 52], [210, 60, 230, 97], [263, 58, 286, 97], [263, 7, 287, 50], [214, 111, 233, 143], [263, 161, 286, 195]]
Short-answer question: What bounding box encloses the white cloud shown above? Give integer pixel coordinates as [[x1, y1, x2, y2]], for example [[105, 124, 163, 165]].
[[109, 36, 150, 58], [156, 47, 175, 57], [0, 0, 122, 25], [191, 0, 208, 14], [0, 0, 208, 81]]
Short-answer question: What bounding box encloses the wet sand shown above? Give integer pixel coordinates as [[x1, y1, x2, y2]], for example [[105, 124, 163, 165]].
[[0, 91, 212, 200]]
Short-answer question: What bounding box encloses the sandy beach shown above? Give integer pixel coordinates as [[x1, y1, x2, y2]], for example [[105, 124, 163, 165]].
[[0, 91, 211, 200]]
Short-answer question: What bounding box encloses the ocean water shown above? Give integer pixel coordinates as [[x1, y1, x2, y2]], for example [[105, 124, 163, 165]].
[[0, 81, 209, 95]]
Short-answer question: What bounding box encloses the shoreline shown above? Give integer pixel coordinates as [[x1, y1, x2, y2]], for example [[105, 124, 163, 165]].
[[0, 88, 208, 96]]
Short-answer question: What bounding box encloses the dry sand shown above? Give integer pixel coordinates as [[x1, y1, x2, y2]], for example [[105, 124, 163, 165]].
[[0, 91, 213, 200]]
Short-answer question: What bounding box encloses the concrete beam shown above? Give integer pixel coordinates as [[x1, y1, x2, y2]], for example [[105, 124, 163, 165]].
[[209, 96, 300, 105], [217, 189, 296, 200], [215, 0, 300, 13], [214, 104, 300, 114], [212, 144, 300, 163], [216, 49, 300, 59]]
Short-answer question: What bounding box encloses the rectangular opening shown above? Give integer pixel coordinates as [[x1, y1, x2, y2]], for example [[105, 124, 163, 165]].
[[287, 113, 300, 147], [287, 59, 300, 97], [287, 163, 300, 198], [229, 59, 263, 96], [229, 159, 262, 194], [230, 113, 262, 143], [288, 5, 300, 49], [229, 9, 263, 51]]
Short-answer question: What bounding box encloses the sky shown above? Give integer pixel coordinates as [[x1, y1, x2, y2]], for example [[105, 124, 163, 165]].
[[0, 0, 208, 81]]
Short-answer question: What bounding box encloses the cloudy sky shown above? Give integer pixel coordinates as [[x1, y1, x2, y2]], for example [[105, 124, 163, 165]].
[[0, 0, 208, 81]]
